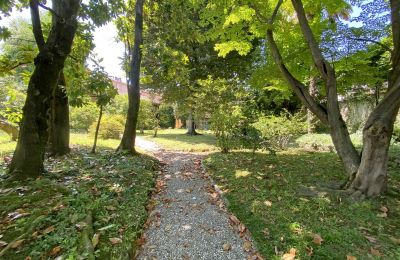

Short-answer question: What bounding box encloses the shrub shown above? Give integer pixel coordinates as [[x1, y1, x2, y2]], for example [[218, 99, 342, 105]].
[[253, 112, 307, 151], [70, 103, 99, 131], [106, 94, 129, 116], [89, 115, 124, 139], [210, 105, 244, 153], [158, 105, 175, 128]]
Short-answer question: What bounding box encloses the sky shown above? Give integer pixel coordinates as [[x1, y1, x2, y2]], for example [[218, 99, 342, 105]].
[[0, 9, 126, 80]]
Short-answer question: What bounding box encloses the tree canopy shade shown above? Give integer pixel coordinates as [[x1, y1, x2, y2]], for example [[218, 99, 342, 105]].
[[203, 0, 400, 197]]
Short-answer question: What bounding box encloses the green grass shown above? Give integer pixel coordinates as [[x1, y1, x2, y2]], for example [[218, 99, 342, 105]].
[[296, 133, 364, 149], [0, 132, 121, 160], [0, 148, 158, 259], [204, 147, 400, 259], [140, 128, 218, 152]]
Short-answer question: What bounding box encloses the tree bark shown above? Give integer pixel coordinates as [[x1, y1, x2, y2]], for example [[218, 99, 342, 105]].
[[291, 0, 361, 176], [8, 0, 80, 179], [186, 110, 198, 135], [91, 105, 103, 154], [307, 76, 317, 134], [118, 0, 145, 154], [48, 71, 70, 156]]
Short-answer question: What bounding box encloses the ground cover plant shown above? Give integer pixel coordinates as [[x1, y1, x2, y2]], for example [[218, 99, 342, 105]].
[[204, 147, 400, 259], [0, 147, 158, 259]]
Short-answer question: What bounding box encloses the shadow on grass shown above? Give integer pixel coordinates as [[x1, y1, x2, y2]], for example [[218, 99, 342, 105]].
[[204, 148, 400, 259]]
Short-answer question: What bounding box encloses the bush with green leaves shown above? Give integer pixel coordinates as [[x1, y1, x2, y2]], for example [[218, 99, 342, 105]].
[[158, 104, 175, 128], [70, 103, 99, 131], [106, 94, 129, 116], [253, 112, 307, 151], [393, 122, 400, 144], [210, 105, 244, 153], [89, 115, 124, 139]]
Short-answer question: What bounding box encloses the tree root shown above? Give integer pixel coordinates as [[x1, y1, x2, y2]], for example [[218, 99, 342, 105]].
[[79, 211, 95, 260], [0, 215, 45, 257]]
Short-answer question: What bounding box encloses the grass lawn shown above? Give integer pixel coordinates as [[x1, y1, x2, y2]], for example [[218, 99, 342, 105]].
[[140, 128, 218, 152], [0, 132, 159, 259], [204, 147, 400, 259]]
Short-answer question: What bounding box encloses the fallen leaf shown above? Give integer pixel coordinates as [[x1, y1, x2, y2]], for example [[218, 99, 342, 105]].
[[106, 206, 117, 211], [109, 237, 122, 245], [365, 235, 377, 243], [312, 234, 323, 245], [43, 226, 55, 234], [92, 233, 100, 248], [136, 237, 146, 246], [223, 243, 231, 251], [49, 246, 62, 256], [377, 212, 387, 218], [370, 247, 383, 256], [389, 236, 400, 245], [182, 253, 190, 260], [380, 206, 389, 213], [243, 241, 252, 252], [10, 239, 25, 249], [264, 200, 272, 207], [0, 241, 8, 247], [282, 248, 296, 260], [229, 215, 240, 225], [306, 246, 313, 256], [346, 255, 357, 260]]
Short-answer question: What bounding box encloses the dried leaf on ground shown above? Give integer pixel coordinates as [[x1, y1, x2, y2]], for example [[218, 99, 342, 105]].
[[109, 237, 122, 245], [370, 247, 383, 256], [43, 226, 55, 234], [92, 233, 100, 248], [0, 241, 8, 247], [49, 246, 62, 256], [10, 239, 25, 249], [312, 234, 323, 245], [223, 243, 231, 251], [346, 255, 357, 260], [243, 241, 252, 252], [364, 235, 377, 243], [282, 248, 296, 260]]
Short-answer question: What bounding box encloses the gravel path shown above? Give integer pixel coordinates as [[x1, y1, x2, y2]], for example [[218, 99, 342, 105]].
[[136, 136, 160, 152], [136, 151, 262, 260]]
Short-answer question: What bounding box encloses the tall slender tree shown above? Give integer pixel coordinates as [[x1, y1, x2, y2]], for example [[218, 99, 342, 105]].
[[118, 0, 145, 154]]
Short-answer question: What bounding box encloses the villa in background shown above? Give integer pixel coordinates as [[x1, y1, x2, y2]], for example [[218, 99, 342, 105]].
[[110, 76, 161, 104]]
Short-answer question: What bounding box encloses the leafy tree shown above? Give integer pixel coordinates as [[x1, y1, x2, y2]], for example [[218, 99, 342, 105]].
[[205, 0, 400, 197], [84, 62, 117, 153]]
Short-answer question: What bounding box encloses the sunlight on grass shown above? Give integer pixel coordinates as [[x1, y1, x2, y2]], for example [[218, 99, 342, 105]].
[[140, 128, 218, 152], [204, 148, 400, 259], [235, 170, 251, 178]]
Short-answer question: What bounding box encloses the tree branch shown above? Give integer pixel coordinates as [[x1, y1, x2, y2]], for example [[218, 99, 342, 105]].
[[266, 29, 329, 125], [270, 0, 284, 25], [8, 62, 33, 71], [29, 0, 46, 51], [347, 37, 393, 54], [38, 3, 61, 19]]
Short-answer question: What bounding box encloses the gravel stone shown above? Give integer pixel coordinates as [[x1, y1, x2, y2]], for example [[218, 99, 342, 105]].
[[136, 151, 254, 260]]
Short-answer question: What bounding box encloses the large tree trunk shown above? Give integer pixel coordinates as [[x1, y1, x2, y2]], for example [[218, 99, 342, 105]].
[[8, 0, 80, 180], [186, 110, 198, 136], [48, 71, 70, 156], [118, 0, 145, 154]]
